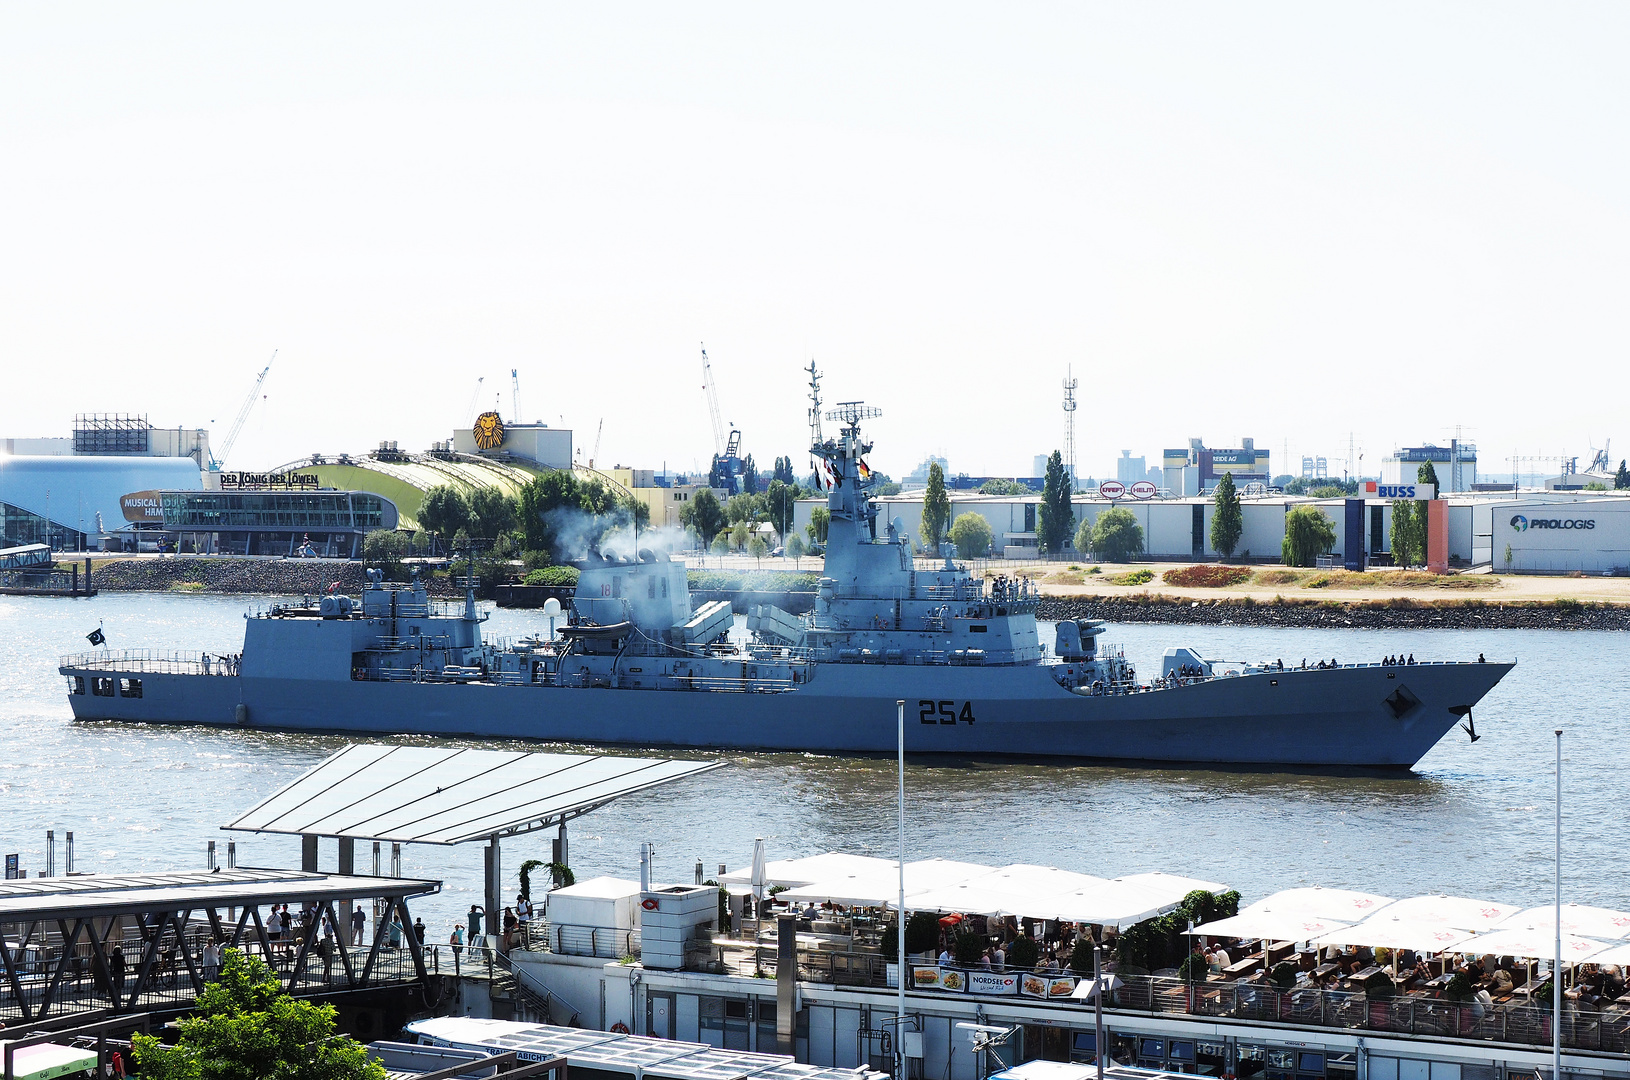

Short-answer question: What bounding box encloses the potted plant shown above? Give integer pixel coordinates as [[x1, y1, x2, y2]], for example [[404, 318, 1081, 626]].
[[1009, 935, 1040, 972], [1271, 961, 1299, 1018], [1444, 972, 1475, 1035]]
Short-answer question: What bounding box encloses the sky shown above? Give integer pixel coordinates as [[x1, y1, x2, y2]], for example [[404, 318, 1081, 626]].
[[3, 3, 1628, 483]]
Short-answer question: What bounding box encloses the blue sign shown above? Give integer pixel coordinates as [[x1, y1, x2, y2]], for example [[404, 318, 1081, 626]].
[[4, 854, 16, 880], [1373, 484, 1435, 499]]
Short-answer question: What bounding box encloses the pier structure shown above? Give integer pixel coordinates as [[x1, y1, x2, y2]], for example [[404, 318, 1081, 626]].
[[224, 744, 725, 955], [0, 867, 439, 1025]]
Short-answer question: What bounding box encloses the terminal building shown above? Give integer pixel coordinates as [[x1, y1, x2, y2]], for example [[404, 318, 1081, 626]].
[[795, 487, 1630, 573], [129, 473, 400, 557], [0, 414, 208, 550]]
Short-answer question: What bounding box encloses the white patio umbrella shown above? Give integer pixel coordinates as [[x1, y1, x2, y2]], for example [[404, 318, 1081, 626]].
[[1496, 904, 1630, 941], [1578, 942, 1630, 966], [1, 1042, 99, 1080], [1367, 894, 1521, 932], [1458, 927, 1607, 963], [1243, 887, 1395, 923], [1309, 915, 1478, 954], [718, 851, 894, 889], [1191, 908, 1351, 943], [749, 838, 768, 905]]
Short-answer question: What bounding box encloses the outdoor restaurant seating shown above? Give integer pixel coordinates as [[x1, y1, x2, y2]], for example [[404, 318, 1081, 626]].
[[694, 850, 1630, 1055]]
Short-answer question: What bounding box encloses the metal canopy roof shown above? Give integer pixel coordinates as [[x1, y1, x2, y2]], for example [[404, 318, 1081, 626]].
[[0, 868, 438, 921], [223, 745, 727, 845]]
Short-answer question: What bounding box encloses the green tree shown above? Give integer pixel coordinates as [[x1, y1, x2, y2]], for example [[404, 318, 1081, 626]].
[[1418, 459, 1441, 494], [680, 489, 728, 550], [1209, 471, 1243, 557], [1038, 451, 1075, 556], [518, 471, 580, 555], [1282, 505, 1338, 566], [1616, 460, 1629, 490], [724, 492, 766, 524], [133, 949, 385, 1080], [772, 456, 797, 484], [807, 507, 830, 545], [711, 529, 732, 554], [747, 534, 769, 559], [1390, 500, 1422, 568], [416, 485, 469, 541], [948, 512, 994, 558], [1086, 507, 1144, 563], [978, 478, 1028, 495], [785, 534, 805, 558], [764, 480, 801, 539], [730, 521, 751, 551], [362, 530, 411, 579], [741, 454, 760, 494], [921, 462, 950, 551], [467, 486, 518, 540]]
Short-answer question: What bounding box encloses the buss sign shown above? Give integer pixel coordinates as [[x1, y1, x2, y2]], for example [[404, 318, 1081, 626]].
[[1130, 480, 1157, 499], [1363, 482, 1435, 500], [1098, 481, 1126, 499]]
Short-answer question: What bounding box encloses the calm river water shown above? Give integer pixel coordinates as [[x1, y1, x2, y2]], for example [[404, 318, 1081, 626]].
[[1, 591, 1623, 938]]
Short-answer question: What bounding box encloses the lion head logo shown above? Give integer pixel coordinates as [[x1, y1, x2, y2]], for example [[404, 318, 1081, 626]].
[[473, 411, 506, 450]]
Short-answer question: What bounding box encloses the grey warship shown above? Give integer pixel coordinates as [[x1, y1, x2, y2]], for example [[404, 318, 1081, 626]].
[[60, 399, 1512, 767]]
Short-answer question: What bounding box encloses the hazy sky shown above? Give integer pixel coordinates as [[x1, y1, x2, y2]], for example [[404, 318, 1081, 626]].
[[3, 4, 1627, 482]]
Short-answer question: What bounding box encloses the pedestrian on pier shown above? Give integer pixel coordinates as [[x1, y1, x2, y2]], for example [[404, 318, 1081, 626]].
[[109, 945, 127, 1001], [351, 905, 367, 947], [450, 924, 465, 974], [414, 917, 426, 944]]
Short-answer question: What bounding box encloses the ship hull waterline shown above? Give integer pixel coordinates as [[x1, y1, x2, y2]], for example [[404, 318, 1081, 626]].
[[60, 660, 1512, 768]]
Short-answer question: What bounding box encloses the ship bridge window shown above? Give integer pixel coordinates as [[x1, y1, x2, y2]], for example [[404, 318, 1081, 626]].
[[649, 578, 656, 599], [68, 675, 85, 695], [119, 678, 142, 698], [969, 624, 987, 633]]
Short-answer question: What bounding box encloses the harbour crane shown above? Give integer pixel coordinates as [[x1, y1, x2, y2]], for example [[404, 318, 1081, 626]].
[[591, 418, 603, 468], [211, 351, 276, 470], [700, 344, 728, 458]]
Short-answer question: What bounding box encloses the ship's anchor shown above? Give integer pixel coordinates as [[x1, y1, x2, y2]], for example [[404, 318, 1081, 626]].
[[1450, 705, 1480, 742]]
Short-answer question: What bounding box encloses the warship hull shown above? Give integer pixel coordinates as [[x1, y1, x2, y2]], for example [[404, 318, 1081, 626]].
[[60, 658, 1510, 767]]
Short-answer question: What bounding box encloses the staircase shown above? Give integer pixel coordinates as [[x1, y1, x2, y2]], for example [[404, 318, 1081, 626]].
[[489, 950, 582, 1026]]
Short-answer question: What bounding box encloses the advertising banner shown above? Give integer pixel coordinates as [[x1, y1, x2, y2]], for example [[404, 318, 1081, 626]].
[[912, 967, 969, 992], [120, 490, 165, 523], [1019, 974, 1078, 999], [967, 971, 1019, 996], [1098, 481, 1125, 499]]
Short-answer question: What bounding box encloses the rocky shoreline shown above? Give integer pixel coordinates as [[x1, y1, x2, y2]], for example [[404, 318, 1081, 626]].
[[90, 558, 462, 597], [1038, 594, 1630, 630]]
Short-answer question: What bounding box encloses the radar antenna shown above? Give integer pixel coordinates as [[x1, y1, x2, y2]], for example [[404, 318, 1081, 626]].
[[806, 360, 824, 446], [824, 401, 882, 433]]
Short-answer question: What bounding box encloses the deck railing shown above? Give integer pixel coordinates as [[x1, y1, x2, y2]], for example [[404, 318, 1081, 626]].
[[58, 650, 238, 675]]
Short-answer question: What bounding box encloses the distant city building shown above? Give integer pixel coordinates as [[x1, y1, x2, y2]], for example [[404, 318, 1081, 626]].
[[905, 455, 949, 484], [1116, 451, 1148, 486], [1162, 438, 1271, 496], [1033, 454, 1049, 478], [1381, 442, 1477, 492], [610, 467, 727, 530]]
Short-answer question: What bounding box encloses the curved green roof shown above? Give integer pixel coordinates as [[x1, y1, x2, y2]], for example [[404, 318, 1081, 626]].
[[305, 455, 625, 531]]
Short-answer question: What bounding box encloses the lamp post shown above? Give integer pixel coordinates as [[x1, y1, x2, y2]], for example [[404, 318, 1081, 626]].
[[1553, 728, 1562, 1080], [896, 699, 907, 1080]]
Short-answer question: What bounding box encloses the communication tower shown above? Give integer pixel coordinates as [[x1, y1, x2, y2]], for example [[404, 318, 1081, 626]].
[[1062, 367, 1078, 480]]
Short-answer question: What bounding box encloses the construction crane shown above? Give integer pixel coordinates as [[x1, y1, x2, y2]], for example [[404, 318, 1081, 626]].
[[212, 351, 276, 470], [511, 369, 522, 421], [465, 376, 485, 425], [591, 418, 603, 468], [700, 344, 728, 458]]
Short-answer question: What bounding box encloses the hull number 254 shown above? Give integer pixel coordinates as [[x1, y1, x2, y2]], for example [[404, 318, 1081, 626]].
[[920, 699, 976, 725]]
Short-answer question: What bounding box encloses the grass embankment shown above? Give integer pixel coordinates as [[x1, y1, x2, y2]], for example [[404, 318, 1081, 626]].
[[1037, 564, 1501, 592]]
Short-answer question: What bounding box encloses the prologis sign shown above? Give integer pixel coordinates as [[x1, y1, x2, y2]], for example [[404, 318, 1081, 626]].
[[120, 490, 165, 522], [1509, 515, 1595, 532]]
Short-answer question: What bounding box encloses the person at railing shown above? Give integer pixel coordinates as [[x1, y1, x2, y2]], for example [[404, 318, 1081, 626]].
[[449, 923, 465, 973]]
